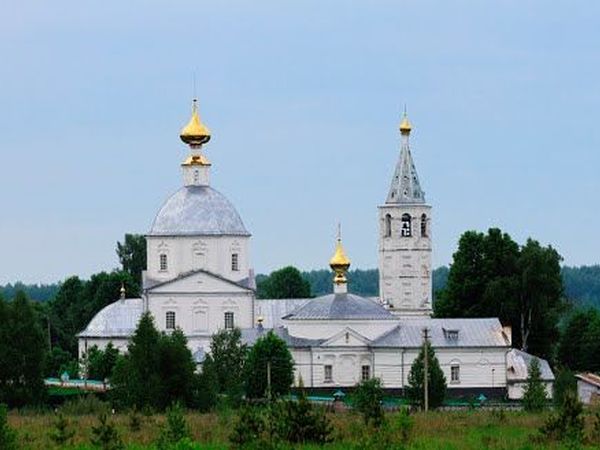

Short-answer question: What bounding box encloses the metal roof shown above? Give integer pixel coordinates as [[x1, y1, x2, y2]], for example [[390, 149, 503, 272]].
[[282, 293, 396, 321], [78, 298, 143, 338], [149, 185, 250, 237], [241, 326, 323, 347], [506, 349, 555, 382], [372, 318, 510, 348], [385, 136, 426, 204], [255, 298, 312, 328]]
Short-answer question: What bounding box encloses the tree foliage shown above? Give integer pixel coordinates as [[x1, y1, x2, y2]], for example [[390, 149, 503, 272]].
[[353, 378, 385, 427], [0, 404, 17, 450], [116, 233, 147, 288], [208, 328, 247, 401], [244, 331, 294, 399], [435, 228, 563, 358], [276, 387, 333, 444], [522, 358, 547, 412], [0, 291, 47, 407], [406, 341, 447, 409], [557, 308, 600, 372], [552, 367, 577, 408], [257, 266, 311, 299], [85, 343, 120, 381]]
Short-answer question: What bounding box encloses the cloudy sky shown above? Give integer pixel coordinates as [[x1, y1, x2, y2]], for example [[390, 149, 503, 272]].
[[1, 1, 599, 284]]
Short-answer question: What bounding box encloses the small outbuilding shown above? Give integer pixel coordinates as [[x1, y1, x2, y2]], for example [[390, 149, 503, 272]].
[[575, 373, 600, 405], [506, 349, 554, 400]]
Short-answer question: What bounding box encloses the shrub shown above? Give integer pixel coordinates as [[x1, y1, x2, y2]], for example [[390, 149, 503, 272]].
[[396, 407, 414, 444], [60, 395, 110, 416], [128, 409, 142, 432], [522, 358, 547, 412], [591, 408, 600, 445], [540, 391, 584, 445], [91, 413, 124, 450], [276, 388, 332, 444], [353, 378, 385, 427], [230, 404, 266, 448], [156, 403, 191, 450], [49, 413, 75, 446], [553, 367, 577, 407], [0, 404, 17, 450], [405, 341, 447, 410]]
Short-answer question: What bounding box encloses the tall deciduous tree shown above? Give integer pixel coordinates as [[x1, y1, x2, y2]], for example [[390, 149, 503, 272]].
[[406, 341, 446, 410], [116, 234, 147, 287], [209, 328, 247, 400], [436, 228, 563, 359], [257, 266, 311, 299], [244, 331, 294, 399]]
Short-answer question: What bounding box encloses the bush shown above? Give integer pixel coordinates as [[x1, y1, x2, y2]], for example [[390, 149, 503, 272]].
[[156, 403, 191, 450], [91, 413, 124, 450], [230, 404, 266, 448], [522, 358, 547, 412], [60, 395, 110, 416], [0, 404, 17, 450], [396, 407, 414, 444], [128, 409, 142, 432], [276, 389, 332, 444], [405, 341, 447, 410], [553, 367, 577, 407], [353, 378, 385, 427], [540, 391, 584, 445], [49, 413, 75, 446]]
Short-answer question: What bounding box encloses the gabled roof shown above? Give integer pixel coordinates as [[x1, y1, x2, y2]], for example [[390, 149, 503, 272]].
[[321, 327, 372, 347], [282, 293, 395, 321], [575, 373, 600, 388], [506, 349, 555, 382], [372, 318, 510, 348], [145, 268, 254, 292]]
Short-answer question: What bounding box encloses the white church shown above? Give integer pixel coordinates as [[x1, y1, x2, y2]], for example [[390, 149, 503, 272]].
[[78, 101, 554, 399]]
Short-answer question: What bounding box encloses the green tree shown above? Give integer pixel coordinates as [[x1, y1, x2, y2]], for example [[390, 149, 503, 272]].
[[209, 328, 247, 400], [191, 355, 218, 412], [2, 291, 47, 406], [277, 384, 332, 444], [522, 358, 548, 412], [257, 266, 311, 299], [557, 309, 598, 371], [0, 404, 17, 450], [46, 346, 77, 378], [156, 403, 190, 450], [91, 414, 124, 450], [116, 234, 147, 287], [541, 391, 584, 445], [110, 312, 162, 410], [244, 331, 294, 399], [86, 343, 120, 381], [552, 367, 577, 408], [49, 413, 75, 446], [353, 377, 385, 427], [158, 329, 197, 410], [406, 341, 447, 409]]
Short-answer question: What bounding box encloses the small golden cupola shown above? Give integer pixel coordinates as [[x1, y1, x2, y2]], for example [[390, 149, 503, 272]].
[[399, 111, 412, 135], [329, 231, 351, 291], [180, 98, 211, 147]]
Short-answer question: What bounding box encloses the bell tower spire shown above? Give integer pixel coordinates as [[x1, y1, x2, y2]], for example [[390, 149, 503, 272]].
[[378, 111, 432, 316], [180, 99, 212, 187]]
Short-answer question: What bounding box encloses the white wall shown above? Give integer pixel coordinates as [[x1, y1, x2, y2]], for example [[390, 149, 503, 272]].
[[285, 320, 397, 341], [146, 235, 250, 283]]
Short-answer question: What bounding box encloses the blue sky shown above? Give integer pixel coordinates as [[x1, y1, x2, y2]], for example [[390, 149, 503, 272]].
[[1, 1, 599, 284]]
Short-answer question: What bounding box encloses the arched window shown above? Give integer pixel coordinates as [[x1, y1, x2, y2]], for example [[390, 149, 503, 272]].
[[159, 253, 168, 271], [420, 213, 428, 237], [384, 214, 392, 237], [166, 311, 176, 330], [224, 311, 234, 330], [401, 213, 412, 237]]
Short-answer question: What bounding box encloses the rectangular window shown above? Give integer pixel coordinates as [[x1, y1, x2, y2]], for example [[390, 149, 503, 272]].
[[324, 365, 333, 383], [159, 254, 168, 271], [166, 311, 176, 330], [231, 253, 239, 271], [361, 365, 370, 381], [451, 365, 460, 383], [224, 311, 234, 330]]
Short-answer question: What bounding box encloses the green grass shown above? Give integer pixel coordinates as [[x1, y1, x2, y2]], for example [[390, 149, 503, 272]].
[[8, 408, 600, 449]]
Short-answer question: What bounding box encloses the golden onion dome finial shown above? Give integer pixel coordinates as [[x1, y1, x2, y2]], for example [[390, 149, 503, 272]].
[[329, 224, 351, 285], [180, 98, 211, 146], [399, 106, 412, 135], [120, 283, 126, 300]]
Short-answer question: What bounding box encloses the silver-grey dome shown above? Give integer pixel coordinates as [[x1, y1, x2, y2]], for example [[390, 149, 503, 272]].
[[282, 293, 395, 320], [149, 186, 250, 237], [78, 298, 143, 338]]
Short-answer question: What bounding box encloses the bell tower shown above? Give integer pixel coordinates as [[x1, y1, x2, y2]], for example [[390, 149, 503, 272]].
[[378, 112, 432, 316]]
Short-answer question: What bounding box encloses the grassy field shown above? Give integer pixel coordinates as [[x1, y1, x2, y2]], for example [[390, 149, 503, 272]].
[[8, 408, 600, 449]]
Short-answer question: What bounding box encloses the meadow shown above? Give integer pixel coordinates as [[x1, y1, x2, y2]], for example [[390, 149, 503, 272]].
[[8, 407, 600, 449]]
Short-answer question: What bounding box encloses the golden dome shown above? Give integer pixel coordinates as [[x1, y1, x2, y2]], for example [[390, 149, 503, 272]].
[[330, 237, 351, 284], [399, 113, 412, 135], [180, 99, 211, 146]]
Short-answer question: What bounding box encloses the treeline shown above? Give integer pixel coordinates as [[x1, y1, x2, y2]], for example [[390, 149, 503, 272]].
[[0, 282, 59, 302]]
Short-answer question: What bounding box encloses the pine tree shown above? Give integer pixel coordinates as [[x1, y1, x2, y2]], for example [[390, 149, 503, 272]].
[[49, 413, 75, 446], [523, 358, 548, 412], [156, 403, 191, 450], [158, 329, 197, 410], [353, 377, 385, 427], [91, 414, 124, 450], [191, 355, 218, 412], [406, 341, 447, 409]]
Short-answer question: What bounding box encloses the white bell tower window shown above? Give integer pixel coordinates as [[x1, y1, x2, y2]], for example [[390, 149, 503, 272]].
[[224, 311, 234, 330], [231, 253, 239, 271], [401, 213, 412, 237], [159, 253, 168, 271], [166, 311, 176, 330], [384, 214, 392, 237], [421, 213, 428, 237]]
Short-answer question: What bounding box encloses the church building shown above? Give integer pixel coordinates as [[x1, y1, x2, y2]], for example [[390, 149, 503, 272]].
[[78, 101, 553, 398]]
